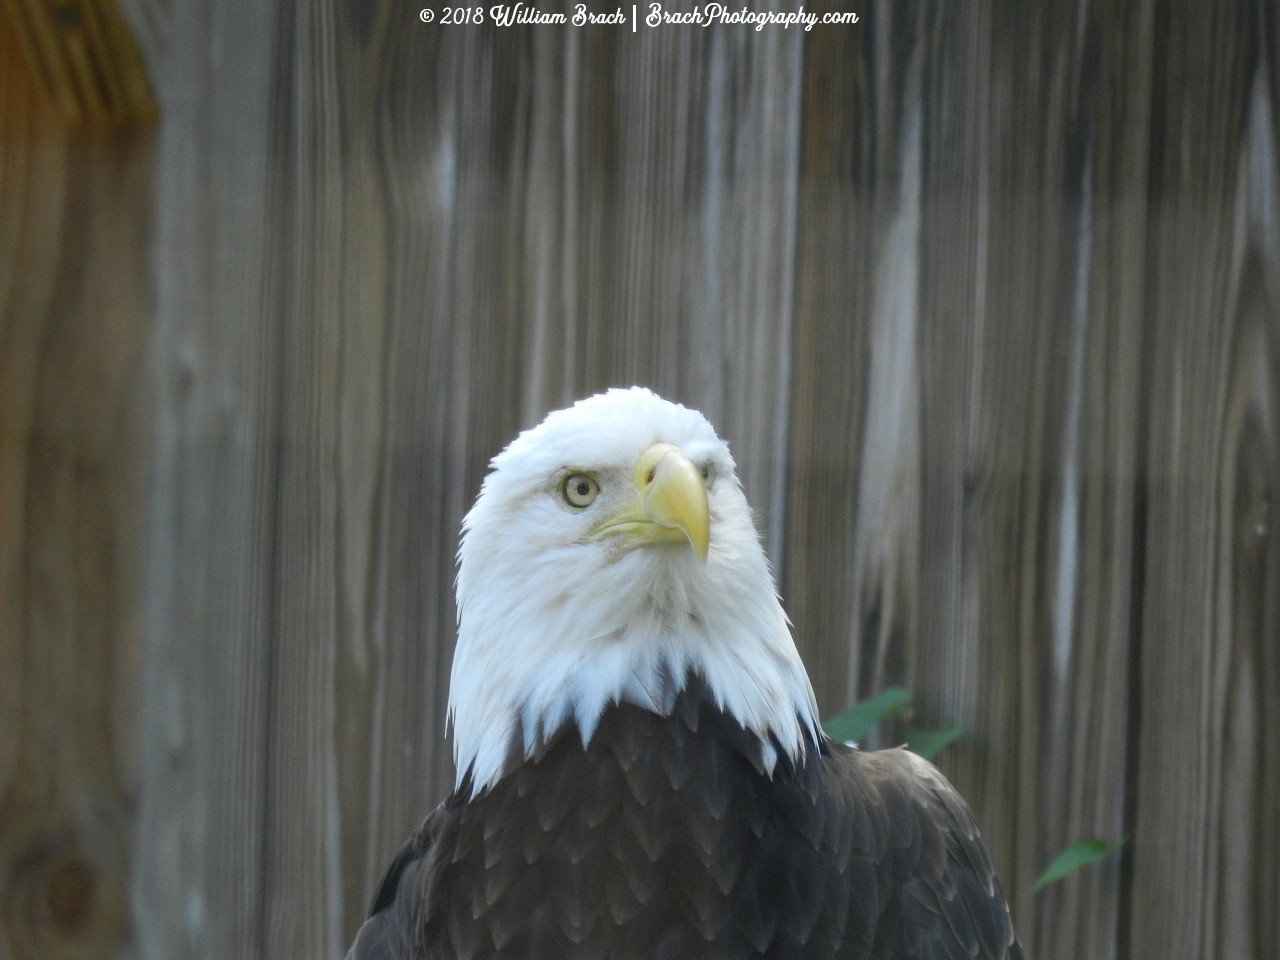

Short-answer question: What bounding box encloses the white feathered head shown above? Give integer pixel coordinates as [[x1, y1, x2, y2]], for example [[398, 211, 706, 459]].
[[450, 387, 819, 793]]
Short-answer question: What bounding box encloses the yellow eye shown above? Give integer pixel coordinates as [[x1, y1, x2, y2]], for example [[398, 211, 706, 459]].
[[562, 473, 599, 508]]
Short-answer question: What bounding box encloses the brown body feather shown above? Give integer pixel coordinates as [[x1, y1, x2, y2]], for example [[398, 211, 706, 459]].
[[347, 678, 1024, 960]]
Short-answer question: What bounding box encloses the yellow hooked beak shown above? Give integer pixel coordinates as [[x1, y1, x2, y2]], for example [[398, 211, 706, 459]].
[[588, 443, 710, 564]]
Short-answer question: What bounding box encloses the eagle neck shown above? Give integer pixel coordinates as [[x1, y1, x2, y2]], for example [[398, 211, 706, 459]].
[[456, 675, 823, 801], [450, 624, 821, 797]]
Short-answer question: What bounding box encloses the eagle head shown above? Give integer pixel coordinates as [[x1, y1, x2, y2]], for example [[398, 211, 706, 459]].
[[450, 387, 820, 794]]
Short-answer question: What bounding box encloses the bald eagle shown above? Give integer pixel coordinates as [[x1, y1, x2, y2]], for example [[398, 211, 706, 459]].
[[348, 388, 1024, 960]]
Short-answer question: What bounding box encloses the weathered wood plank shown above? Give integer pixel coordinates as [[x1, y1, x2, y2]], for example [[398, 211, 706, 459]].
[[784, 0, 872, 716], [786, 6, 1152, 958], [255, 3, 400, 954], [1030, 4, 1155, 958], [127, 0, 279, 958], [1131, 2, 1280, 953], [0, 10, 151, 959], [912, 4, 1152, 957], [2, 0, 156, 126]]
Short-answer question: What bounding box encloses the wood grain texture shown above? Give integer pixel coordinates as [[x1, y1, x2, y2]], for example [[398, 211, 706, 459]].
[[785, 7, 1155, 960], [1130, 2, 1280, 958], [4, 0, 1276, 959], [1, 0, 156, 126], [907, 5, 1153, 958], [0, 11, 151, 960], [783, 0, 872, 718], [125, 0, 279, 958]]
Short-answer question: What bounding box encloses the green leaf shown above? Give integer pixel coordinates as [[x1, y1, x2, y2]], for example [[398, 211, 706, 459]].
[[903, 720, 963, 759], [822, 687, 912, 744], [1032, 837, 1127, 892]]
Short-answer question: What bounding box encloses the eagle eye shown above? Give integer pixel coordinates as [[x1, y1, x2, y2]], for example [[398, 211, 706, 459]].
[[562, 473, 599, 508], [699, 463, 715, 486]]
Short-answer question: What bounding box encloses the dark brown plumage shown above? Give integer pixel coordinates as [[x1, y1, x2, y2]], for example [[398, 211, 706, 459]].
[[347, 676, 1024, 960]]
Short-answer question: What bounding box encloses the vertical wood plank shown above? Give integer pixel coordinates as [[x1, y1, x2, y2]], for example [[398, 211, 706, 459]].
[[840, 0, 925, 726], [1129, 0, 1272, 957], [787, 5, 1154, 956], [251, 2, 400, 955], [130, 0, 279, 957], [0, 10, 151, 959], [1032, 3, 1154, 958], [2, 0, 156, 127], [785, 2, 872, 714]]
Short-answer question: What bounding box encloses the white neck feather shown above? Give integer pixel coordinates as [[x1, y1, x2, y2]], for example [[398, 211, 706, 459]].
[[450, 501, 819, 796]]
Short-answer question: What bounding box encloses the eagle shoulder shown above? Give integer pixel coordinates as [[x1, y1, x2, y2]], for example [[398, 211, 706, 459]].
[[346, 813, 439, 960], [822, 743, 1025, 960]]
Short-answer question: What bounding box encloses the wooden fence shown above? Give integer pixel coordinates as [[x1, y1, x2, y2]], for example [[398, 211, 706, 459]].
[[1, 0, 1278, 958]]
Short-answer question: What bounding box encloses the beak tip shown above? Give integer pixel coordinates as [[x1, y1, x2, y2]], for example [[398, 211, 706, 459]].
[[631, 443, 712, 566]]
